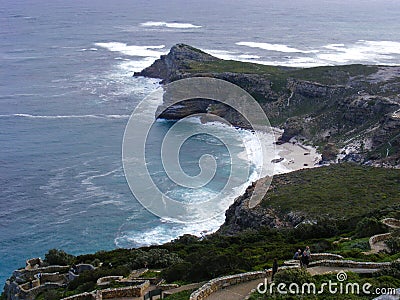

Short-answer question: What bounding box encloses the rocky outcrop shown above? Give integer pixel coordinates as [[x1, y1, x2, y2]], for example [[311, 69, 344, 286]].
[[217, 183, 305, 234], [134, 44, 218, 83], [321, 143, 339, 162]]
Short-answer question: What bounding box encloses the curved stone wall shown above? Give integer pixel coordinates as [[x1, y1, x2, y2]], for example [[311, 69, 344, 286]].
[[25, 258, 43, 270], [382, 218, 400, 229], [62, 292, 95, 300], [369, 233, 392, 250], [96, 276, 124, 286], [285, 253, 344, 265], [310, 253, 344, 261], [309, 259, 391, 269], [60, 281, 150, 300]]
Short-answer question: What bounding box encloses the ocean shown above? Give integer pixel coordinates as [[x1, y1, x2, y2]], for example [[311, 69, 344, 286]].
[[1, 0, 400, 286]]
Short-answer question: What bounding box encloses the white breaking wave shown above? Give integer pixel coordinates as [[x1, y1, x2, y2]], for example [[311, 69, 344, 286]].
[[233, 40, 400, 67], [0, 113, 130, 119], [79, 48, 98, 52], [206, 49, 261, 61], [236, 41, 317, 53], [140, 21, 202, 29], [95, 42, 167, 57], [317, 40, 400, 64], [94, 42, 167, 73], [116, 119, 282, 247], [118, 58, 158, 73]]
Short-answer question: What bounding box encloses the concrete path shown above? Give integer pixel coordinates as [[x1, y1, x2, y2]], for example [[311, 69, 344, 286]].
[[204, 266, 381, 300], [371, 240, 390, 253], [206, 278, 267, 300], [162, 282, 205, 297]]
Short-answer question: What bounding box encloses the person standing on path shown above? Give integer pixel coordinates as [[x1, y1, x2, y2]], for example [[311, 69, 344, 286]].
[[305, 246, 311, 265], [272, 258, 278, 280]]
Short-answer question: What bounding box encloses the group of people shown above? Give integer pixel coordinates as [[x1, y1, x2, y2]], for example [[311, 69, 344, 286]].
[[293, 246, 311, 268], [269, 246, 311, 281]]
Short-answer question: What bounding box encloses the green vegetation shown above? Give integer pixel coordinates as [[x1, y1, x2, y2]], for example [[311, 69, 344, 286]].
[[273, 268, 314, 286], [188, 60, 290, 93], [189, 60, 289, 75], [290, 64, 379, 85], [164, 289, 195, 300], [188, 60, 378, 93], [189, 59, 377, 83], [44, 249, 75, 266], [262, 163, 400, 219], [139, 270, 161, 278], [354, 217, 387, 238], [36, 289, 64, 300], [386, 237, 400, 255]]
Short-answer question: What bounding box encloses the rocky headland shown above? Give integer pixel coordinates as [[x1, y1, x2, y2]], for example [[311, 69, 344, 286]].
[[135, 43, 400, 167]]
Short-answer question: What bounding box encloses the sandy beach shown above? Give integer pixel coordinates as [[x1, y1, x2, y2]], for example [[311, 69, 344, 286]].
[[272, 128, 321, 174]]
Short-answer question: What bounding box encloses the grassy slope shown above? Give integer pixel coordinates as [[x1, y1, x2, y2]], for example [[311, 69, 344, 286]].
[[188, 60, 379, 90], [262, 163, 400, 219]]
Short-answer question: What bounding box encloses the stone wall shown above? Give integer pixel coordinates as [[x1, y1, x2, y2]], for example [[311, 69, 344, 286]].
[[285, 253, 344, 265], [25, 258, 43, 270], [13, 265, 70, 280], [62, 292, 95, 300], [96, 276, 123, 286], [382, 218, 400, 229], [18, 283, 64, 300], [309, 259, 391, 269], [310, 253, 344, 261], [369, 233, 392, 249], [37, 272, 66, 283], [60, 281, 150, 300], [68, 264, 95, 281]]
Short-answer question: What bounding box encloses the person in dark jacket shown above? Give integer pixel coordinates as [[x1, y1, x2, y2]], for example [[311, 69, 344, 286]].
[[293, 249, 301, 260], [272, 258, 278, 280], [301, 250, 310, 268]]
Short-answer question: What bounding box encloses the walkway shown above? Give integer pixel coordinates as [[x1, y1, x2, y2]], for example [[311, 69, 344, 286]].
[[206, 278, 266, 300], [163, 282, 205, 297], [368, 218, 400, 254], [205, 266, 381, 300]]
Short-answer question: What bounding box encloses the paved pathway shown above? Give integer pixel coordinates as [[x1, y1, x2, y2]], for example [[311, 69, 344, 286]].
[[162, 282, 205, 297], [371, 240, 390, 253], [205, 266, 381, 300], [206, 278, 267, 300]]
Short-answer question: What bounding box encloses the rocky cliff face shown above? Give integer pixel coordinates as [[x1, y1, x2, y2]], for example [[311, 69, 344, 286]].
[[134, 44, 219, 83], [135, 44, 400, 167], [217, 182, 305, 235]]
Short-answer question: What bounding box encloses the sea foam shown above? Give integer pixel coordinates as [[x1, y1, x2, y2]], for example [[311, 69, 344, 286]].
[[95, 42, 166, 57], [140, 21, 202, 29], [236, 41, 317, 53]]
